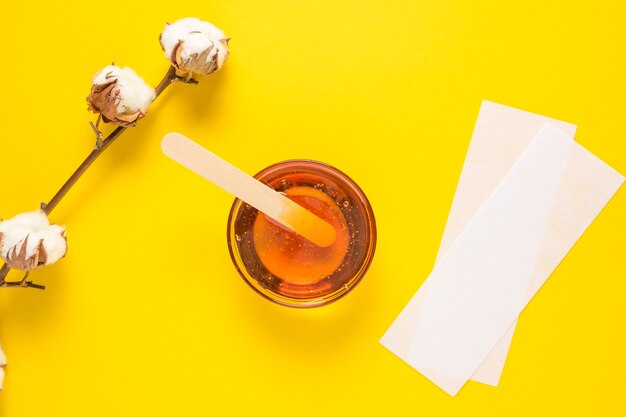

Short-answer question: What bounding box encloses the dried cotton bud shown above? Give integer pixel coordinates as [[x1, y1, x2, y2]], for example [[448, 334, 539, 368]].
[[87, 65, 156, 127], [0, 210, 67, 271], [160, 17, 230, 79], [0, 344, 5, 391]]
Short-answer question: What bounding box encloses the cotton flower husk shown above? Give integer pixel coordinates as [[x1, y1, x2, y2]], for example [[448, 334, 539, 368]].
[[0, 210, 67, 271]]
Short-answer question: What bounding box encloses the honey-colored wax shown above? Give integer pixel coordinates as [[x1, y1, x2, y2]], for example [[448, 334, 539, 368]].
[[252, 186, 350, 284]]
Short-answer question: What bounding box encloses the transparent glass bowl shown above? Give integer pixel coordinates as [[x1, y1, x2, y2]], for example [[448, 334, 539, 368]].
[[227, 160, 376, 308]]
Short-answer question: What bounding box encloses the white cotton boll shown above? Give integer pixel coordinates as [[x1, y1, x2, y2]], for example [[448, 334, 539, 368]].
[[0, 210, 48, 233], [160, 18, 225, 58], [24, 225, 68, 266], [159, 18, 200, 57], [0, 210, 50, 261], [0, 224, 32, 261], [160, 17, 229, 78], [87, 65, 156, 127], [0, 210, 67, 271], [91, 65, 156, 115]]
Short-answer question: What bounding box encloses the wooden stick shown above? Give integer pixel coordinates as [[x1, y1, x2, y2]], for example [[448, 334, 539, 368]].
[[161, 133, 337, 247]]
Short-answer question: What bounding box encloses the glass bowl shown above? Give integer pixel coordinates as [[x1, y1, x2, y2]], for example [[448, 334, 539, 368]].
[[227, 160, 376, 308]]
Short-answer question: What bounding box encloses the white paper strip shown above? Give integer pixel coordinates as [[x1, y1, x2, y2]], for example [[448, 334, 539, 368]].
[[380, 124, 625, 396], [438, 101, 577, 386], [436, 101, 577, 261]]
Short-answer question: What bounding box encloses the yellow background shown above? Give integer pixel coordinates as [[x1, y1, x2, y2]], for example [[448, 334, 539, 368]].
[[1, 1, 625, 415]]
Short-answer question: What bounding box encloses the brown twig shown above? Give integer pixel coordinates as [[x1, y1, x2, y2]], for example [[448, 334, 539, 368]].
[[0, 65, 183, 288], [0, 279, 46, 290]]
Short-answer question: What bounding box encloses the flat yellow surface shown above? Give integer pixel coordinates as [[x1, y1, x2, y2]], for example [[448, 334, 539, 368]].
[[1, 1, 625, 415]]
